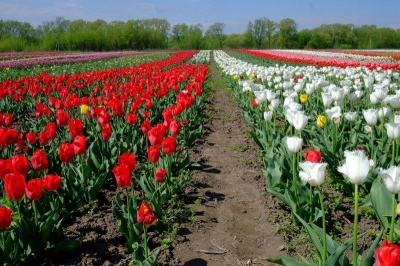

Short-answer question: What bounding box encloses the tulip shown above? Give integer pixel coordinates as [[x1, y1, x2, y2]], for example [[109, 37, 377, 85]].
[[68, 119, 84, 139], [374, 240, 400, 266], [112, 164, 132, 188], [299, 94, 308, 104], [162, 137, 177, 155], [378, 166, 400, 242], [0, 206, 12, 230], [80, 104, 89, 115], [155, 168, 167, 183], [338, 150, 374, 266], [326, 106, 341, 124], [11, 154, 29, 176], [31, 149, 49, 171], [118, 152, 136, 174], [137, 201, 158, 226], [263, 111, 273, 122], [291, 112, 309, 132], [344, 112, 357, 122], [59, 143, 75, 163], [363, 108, 379, 126], [3, 173, 25, 201], [299, 162, 327, 187], [286, 136, 303, 153], [317, 115, 327, 128], [148, 145, 161, 163], [43, 174, 61, 191], [385, 123, 400, 140], [304, 150, 322, 163], [72, 135, 87, 156], [25, 178, 44, 200]]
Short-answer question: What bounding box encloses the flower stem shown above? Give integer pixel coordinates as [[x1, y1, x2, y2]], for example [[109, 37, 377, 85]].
[[33, 200, 38, 227], [392, 139, 396, 166], [371, 130, 374, 160], [318, 187, 327, 264], [143, 225, 149, 258], [390, 193, 396, 242], [309, 184, 313, 223], [353, 184, 359, 266], [292, 152, 296, 184]]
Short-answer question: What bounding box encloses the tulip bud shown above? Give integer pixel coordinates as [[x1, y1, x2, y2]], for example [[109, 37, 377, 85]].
[[396, 203, 400, 216], [80, 104, 89, 115]]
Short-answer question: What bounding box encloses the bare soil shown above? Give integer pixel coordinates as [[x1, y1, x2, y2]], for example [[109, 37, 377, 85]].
[[161, 64, 288, 266]]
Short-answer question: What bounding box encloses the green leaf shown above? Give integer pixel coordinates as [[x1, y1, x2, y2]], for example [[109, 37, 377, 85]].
[[293, 212, 324, 259], [361, 229, 383, 266], [370, 177, 392, 229]]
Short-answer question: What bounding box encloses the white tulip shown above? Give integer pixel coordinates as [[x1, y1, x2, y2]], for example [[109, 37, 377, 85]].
[[363, 108, 379, 126], [326, 106, 342, 124], [338, 150, 374, 185], [292, 112, 309, 131], [378, 166, 400, 194], [263, 111, 273, 122], [286, 136, 303, 153], [299, 162, 328, 186], [321, 92, 333, 108], [385, 122, 400, 140], [344, 112, 358, 122]]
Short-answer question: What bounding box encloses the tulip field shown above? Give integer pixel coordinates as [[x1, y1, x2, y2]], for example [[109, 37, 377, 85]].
[[1, 49, 400, 265]]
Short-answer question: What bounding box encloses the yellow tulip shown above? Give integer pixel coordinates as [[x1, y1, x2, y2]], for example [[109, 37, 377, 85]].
[[300, 94, 308, 104], [80, 104, 89, 115], [317, 115, 327, 128]]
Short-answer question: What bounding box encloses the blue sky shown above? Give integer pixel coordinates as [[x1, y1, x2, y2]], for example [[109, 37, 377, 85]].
[[1, 0, 399, 34]]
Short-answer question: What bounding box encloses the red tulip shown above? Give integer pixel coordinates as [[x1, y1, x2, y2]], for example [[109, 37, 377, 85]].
[[147, 124, 165, 146], [0, 159, 12, 179], [68, 119, 84, 139], [55, 110, 70, 127], [141, 120, 151, 134], [38, 131, 50, 146], [59, 143, 75, 163], [374, 240, 400, 266], [147, 145, 160, 163], [72, 135, 86, 155], [305, 150, 322, 163], [251, 99, 258, 107], [26, 132, 37, 144], [155, 168, 166, 183], [126, 113, 137, 125], [101, 123, 112, 140], [137, 201, 158, 226], [0, 206, 12, 230], [169, 120, 180, 136], [118, 153, 136, 174], [162, 137, 177, 155], [31, 149, 49, 171], [3, 173, 25, 201], [25, 178, 44, 200], [43, 174, 61, 191], [11, 154, 29, 176], [3, 113, 13, 127], [112, 164, 132, 188], [45, 122, 57, 140]]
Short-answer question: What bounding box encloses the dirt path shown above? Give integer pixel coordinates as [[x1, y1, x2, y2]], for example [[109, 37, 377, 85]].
[[167, 61, 287, 266]]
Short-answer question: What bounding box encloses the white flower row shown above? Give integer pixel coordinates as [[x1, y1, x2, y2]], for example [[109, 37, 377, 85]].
[[191, 50, 211, 64]]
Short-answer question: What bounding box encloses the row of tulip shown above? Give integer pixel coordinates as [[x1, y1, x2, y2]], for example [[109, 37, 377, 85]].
[[279, 49, 397, 63], [215, 49, 400, 265], [0, 52, 171, 84], [0, 50, 209, 265], [240, 49, 400, 70], [0, 51, 143, 68]]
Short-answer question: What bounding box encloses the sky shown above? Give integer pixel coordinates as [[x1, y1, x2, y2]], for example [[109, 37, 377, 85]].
[[1, 0, 400, 34]]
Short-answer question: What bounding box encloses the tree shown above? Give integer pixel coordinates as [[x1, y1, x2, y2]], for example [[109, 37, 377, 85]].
[[205, 22, 226, 49], [277, 18, 298, 48], [180, 24, 203, 49], [224, 34, 245, 49], [253, 18, 268, 48], [172, 23, 188, 47]]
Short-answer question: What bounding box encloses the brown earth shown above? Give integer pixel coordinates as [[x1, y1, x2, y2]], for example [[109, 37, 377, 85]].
[[160, 64, 288, 266]]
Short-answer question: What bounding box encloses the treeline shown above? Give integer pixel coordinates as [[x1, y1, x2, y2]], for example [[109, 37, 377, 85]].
[[1, 16, 400, 51]]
